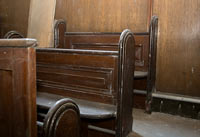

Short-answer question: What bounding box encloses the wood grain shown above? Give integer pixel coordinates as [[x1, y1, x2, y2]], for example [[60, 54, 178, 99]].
[[27, 0, 56, 47], [154, 0, 200, 97], [0, 0, 30, 37], [55, 0, 149, 32], [0, 42, 37, 137]]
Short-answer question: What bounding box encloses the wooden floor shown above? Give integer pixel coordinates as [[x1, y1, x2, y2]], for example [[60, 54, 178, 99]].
[[129, 109, 200, 137]]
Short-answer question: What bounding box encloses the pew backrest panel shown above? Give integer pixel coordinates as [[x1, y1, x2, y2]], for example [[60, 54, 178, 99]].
[[55, 31, 149, 72], [36, 48, 119, 105], [54, 19, 149, 73]]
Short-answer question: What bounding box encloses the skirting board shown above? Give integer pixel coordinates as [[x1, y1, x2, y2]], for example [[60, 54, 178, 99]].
[[152, 92, 200, 120]]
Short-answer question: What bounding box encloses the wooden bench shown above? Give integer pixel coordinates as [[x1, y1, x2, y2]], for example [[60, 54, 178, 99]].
[[36, 29, 135, 137], [54, 16, 158, 112], [4, 17, 158, 113], [0, 39, 80, 137]]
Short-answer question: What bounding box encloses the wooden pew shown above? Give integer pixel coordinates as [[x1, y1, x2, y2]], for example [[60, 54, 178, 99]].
[[0, 39, 81, 137], [0, 39, 37, 137], [54, 16, 158, 112], [4, 16, 158, 112], [36, 29, 135, 137]]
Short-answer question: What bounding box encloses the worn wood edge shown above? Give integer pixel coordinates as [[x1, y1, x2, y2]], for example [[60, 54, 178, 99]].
[[54, 19, 66, 48], [42, 98, 80, 137], [65, 32, 149, 36], [146, 15, 159, 113], [36, 48, 118, 55], [152, 91, 200, 104], [117, 29, 135, 137], [27, 47, 37, 137], [37, 92, 117, 119], [0, 38, 37, 47]]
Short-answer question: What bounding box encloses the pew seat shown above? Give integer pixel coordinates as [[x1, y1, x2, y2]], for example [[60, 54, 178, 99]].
[[37, 92, 116, 119]]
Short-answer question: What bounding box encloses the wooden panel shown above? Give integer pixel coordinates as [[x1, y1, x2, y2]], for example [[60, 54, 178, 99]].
[[134, 35, 149, 71], [55, 0, 150, 32], [0, 70, 12, 137], [154, 0, 200, 97], [64, 33, 149, 71], [37, 64, 114, 94], [36, 49, 118, 104], [27, 0, 56, 47], [0, 46, 37, 137], [0, 0, 30, 37]]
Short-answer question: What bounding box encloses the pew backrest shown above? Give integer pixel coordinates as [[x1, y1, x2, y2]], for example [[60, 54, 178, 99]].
[[36, 48, 119, 104], [54, 20, 149, 72]]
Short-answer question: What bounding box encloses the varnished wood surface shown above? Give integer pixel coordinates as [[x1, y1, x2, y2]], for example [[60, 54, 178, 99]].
[[37, 97, 80, 137], [55, 0, 150, 32], [117, 30, 134, 137], [36, 48, 118, 105], [0, 38, 37, 47], [0, 0, 30, 37], [63, 32, 149, 71], [28, 0, 56, 47], [37, 92, 116, 119], [54, 19, 157, 111], [36, 30, 135, 137], [154, 0, 200, 97], [0, 40, 37, 137]]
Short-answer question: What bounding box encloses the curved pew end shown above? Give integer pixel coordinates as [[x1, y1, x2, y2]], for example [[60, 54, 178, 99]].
[[4, 30, 24, 39], [37, 97, 80, 137]]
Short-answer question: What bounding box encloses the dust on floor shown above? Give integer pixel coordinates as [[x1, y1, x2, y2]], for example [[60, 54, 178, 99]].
[[131, 109, 200, 137]]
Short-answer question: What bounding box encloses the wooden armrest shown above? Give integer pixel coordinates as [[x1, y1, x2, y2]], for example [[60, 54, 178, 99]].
[[37, 92, 117, 119], [134, 71, 148, 78], [0, 38, 37, 47]]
